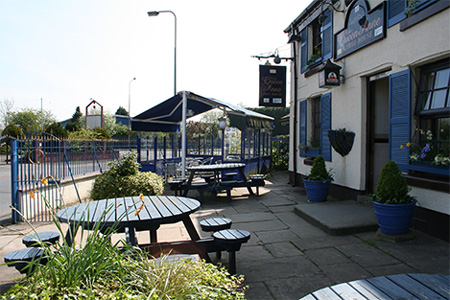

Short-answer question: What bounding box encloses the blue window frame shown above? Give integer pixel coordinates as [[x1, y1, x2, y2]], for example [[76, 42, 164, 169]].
[[300, 9, 333, 73], [388, 0, 437, 27], [299, 93, 332, 161], [389, 67, 449, 176]]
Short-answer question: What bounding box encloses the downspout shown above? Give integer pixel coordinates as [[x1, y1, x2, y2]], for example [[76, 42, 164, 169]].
[[291, 30, 299, 186]]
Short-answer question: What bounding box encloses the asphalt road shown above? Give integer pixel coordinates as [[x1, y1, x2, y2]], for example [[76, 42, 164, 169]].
[[0, 162, 11, 225]]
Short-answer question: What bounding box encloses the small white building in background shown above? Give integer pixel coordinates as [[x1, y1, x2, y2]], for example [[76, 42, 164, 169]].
[[285, 0, 449, 240]]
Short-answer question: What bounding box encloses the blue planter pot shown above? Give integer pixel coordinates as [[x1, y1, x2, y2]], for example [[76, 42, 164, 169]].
[[304, 179, 331, 202], [372, 200, 417, 235]]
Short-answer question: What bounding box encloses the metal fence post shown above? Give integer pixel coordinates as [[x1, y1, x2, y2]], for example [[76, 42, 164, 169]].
[[10, 139, 18, 223]]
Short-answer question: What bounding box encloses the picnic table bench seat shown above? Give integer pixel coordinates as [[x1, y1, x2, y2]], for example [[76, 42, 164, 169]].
[[200, 173, 215, 184], [222, 172, 238, 180], [22, 231, 60, 248], [180, 181, 209, 203], [218, 180, 238, 201], [168, 178, 187, 196], [200, 217, 233, 232], [213, 229, 250, 274], [4, 248, 47, 274], [200, 217, 233, 259]]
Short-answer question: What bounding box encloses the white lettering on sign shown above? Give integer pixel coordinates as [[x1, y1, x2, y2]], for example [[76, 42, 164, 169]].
[[375, 26, 383, 36]]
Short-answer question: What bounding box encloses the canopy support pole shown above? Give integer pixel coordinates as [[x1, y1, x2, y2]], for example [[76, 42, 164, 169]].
[[181, 91, 187, 178]]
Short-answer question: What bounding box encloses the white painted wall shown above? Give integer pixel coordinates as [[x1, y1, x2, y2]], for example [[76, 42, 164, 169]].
[[289, 0, 450, 213]]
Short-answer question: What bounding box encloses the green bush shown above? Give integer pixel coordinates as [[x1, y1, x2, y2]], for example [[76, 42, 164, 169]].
[[91, 151, 164, 200], [303, 155, 333, 181], [372, 160, 414, 204], [1, 124, 22, 138], [272, 136, 289, 170]]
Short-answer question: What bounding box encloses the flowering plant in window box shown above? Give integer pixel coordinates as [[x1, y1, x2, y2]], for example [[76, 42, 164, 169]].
[[401, 128, 450, 166]]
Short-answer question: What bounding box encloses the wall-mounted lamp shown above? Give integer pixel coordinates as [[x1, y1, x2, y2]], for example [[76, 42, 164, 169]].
[[322, 0, 346, 13], [252, 49, 294, 64]]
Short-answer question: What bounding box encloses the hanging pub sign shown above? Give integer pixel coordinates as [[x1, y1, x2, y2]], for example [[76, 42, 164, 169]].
[[259, 65, 286, 107], [318, 60, 342, 88], [334, 0, 386, 60]]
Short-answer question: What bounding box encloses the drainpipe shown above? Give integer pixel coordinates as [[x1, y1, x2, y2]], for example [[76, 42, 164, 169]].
[[291, 33, 299, 186]]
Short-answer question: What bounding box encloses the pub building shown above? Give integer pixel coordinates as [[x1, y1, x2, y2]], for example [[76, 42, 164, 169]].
[[285, 0, 449, 240]]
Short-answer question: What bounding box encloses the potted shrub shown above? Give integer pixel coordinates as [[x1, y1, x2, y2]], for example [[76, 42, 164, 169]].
[[371, 160, 417, 235], [303, 155, 333, 202]]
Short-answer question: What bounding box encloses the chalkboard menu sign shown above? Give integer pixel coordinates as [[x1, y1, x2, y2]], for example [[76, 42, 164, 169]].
[[259, 65, 286, 107], [335, 0, 385, 60]]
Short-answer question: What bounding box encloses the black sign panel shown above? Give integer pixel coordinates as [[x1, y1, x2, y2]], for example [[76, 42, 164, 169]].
[[335, 0, 385, 60], [259, 65, 286, 107]]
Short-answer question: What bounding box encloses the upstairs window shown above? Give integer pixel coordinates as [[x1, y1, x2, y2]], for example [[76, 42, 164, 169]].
[[300, 9, 333, 73], [388, 0, 437, 27], [417, 60, 450, 115]]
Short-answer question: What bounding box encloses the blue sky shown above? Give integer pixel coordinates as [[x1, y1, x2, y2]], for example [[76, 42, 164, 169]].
[[0, 0, 310, 121]]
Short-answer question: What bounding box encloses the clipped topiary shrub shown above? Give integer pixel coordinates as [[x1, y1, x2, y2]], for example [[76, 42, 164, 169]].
[[372, 160, 414, 204], [303, 155, 333, 181], [91, 151, 164, 200]]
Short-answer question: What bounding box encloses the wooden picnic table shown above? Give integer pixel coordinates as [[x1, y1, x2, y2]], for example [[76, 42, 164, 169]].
[[300, 273, 449, 300], [184, 163, 254, 197], [56, 196, 200, 245]]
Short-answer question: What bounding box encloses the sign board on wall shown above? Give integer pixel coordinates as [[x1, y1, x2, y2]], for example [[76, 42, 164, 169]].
[[335, 0, 386, 60], [259, 65, 286, 107], [318, 60, 342, 88]]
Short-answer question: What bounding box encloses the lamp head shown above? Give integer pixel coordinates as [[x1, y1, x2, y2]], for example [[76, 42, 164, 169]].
[[274, 55, 281, 64], [147, 11, 160, 17], [219, 117, 227, 130]]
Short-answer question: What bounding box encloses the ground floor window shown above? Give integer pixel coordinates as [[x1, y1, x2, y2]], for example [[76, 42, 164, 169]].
[[410, 60, 450, 166], [311, 97, 321, 149], [299, 93, 332, 160]]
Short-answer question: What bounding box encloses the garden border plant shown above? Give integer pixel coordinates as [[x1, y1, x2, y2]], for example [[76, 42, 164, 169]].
[[90, 151, 164, 200]]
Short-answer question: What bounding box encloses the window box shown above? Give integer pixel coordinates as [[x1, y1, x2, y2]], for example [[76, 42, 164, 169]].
[[409, 161, 450, 176]]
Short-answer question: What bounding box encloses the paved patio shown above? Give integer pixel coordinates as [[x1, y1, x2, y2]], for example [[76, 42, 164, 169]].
[[0, 170, 449, 299]]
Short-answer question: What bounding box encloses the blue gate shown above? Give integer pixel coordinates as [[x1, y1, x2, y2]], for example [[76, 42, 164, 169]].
[[11, 133, 122, 223]]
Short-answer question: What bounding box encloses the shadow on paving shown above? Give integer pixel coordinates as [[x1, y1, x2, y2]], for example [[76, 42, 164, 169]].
[[195, 170, 449, 300]]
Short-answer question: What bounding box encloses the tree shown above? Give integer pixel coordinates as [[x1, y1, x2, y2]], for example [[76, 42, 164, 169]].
[[115, 106, 129, 116], [45, 122, 68, 139], [66, 107, 83, 132], [0, 97, 14, 128], [72, 106, 83, 123], [1, 124, 22, 164], [7, 108, 56, 133], [1, 124, 22, 138]]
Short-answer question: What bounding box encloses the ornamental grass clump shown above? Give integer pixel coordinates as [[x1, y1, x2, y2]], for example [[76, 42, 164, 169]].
[[372, 160, 414, 204], [303, 155, 333, 181], [91, 151, 164, 200]]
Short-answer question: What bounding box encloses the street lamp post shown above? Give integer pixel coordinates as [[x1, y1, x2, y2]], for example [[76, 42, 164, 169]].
[[128, 77, 136, 149], [148, 10, 184, 176], [147, 10, 177, 95]]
